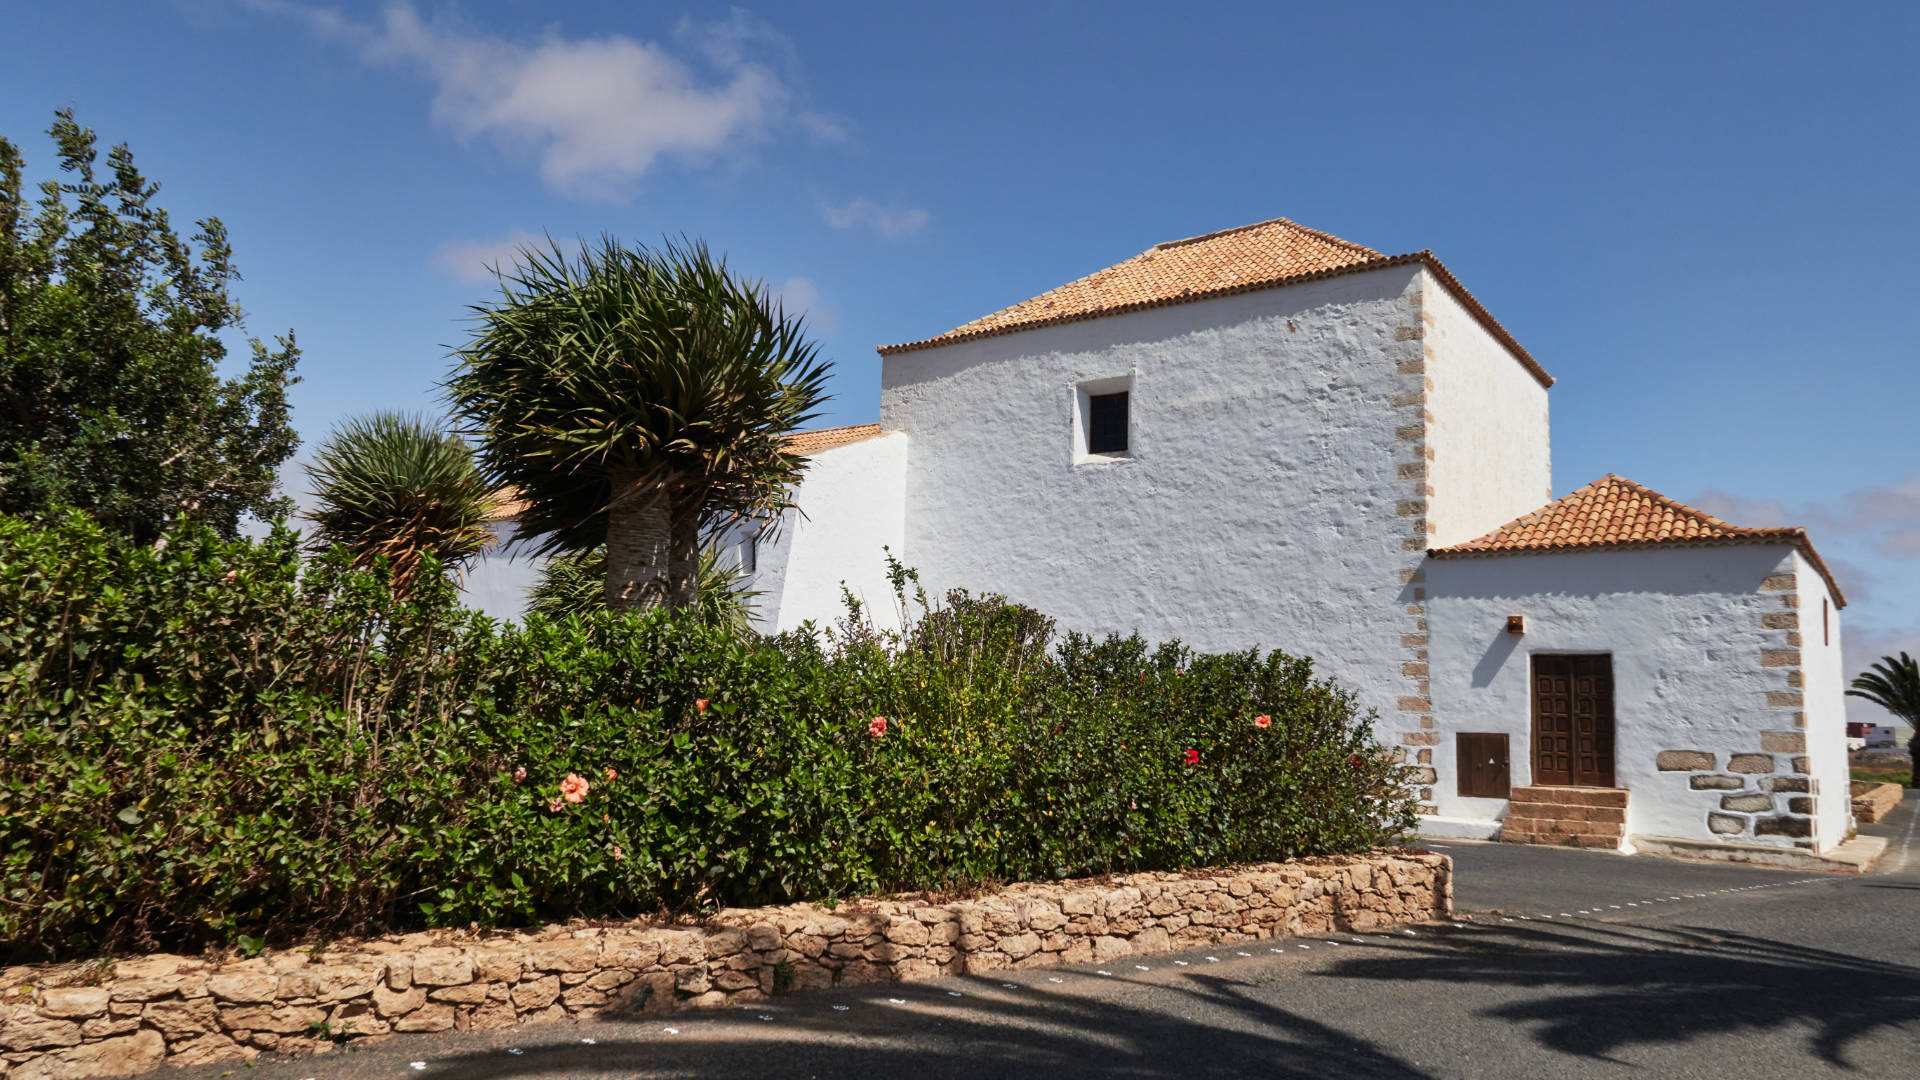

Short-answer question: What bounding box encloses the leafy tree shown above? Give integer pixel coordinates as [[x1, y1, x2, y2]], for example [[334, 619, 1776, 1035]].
[[1848, 652, 1920, 727], [302, 412, 497, 595], [0, 110, 299, 541], [528, 542, 763, 640], [446, 237, 829, 611]]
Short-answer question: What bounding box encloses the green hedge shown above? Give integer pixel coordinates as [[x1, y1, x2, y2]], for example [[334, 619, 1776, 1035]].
[[0, 514, 1415, 961]]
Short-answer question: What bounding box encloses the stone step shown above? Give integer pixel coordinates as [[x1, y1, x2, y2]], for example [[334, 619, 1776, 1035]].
[[1497, 830, 1622, 849], [1509, 785, 1628, 809], [1501, 815, 1623, 839], [1503, 803, 1627, 825]]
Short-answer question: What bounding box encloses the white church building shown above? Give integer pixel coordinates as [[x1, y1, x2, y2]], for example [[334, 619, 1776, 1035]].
[[744, 217, 1854, 858]]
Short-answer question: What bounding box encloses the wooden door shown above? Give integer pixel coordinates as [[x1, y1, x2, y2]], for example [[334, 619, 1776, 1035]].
[[1531, 655, 1615, 787], [1456, 733, 1511, 799]]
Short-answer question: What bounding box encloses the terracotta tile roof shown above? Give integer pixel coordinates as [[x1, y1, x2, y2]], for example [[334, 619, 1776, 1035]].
[[1431, 475, 1845, 606], [483, 490, 530, 524], [781, 423, 883, 456], [877, 217, 1552, 388]]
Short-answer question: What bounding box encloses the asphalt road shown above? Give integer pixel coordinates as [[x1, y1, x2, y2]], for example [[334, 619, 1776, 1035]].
[[165, 794, 1920, 1079]]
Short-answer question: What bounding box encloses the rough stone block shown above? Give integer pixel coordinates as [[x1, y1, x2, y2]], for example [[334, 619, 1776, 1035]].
[[1760, 649, 1801, 667], [1400, 731, 1438, 746], [1760, 731, 1805, 753], [1656, 750, 1714, 771], [1763, 776, 1809, 793], [410, 951, 474, 986], [36, 988, 110, 1020], [1754, 815, 1812, 838], [1761, 612, 1798, 629], [0, 1016, 83, 1052], [523, 939, 597, 974], [165, 1032, 256, 1066], [1728, 754, 1775, 774], [1406, 767, 1437, 784], [218, 1004, 325, 1034], [141, 999, 221, 1038], [1707, 813, 1746, 835], [391, 1003, 456, 1032], [1689, 775, 1742, 790], [371, 984, 427, 1018], [206, 971, 279, 1004], [1721, 793, 1772, 813], [1760, 573, 1796, 591], [17, 1029, 166, 1079], [1788, 797, 1814, 815]]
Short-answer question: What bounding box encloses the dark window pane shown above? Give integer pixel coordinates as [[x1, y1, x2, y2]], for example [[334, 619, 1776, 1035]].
[[1087, 392, 1128, 454]]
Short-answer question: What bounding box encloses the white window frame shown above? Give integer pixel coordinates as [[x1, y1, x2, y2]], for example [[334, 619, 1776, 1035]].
[[1072, 373, 1134, 465]]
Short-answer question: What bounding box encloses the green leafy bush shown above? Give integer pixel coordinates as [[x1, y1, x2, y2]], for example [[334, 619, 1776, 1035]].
[[0, 515, 1415, 961]]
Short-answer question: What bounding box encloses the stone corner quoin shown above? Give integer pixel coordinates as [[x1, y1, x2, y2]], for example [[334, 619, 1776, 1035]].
[[0, 852, 1448, 1078]]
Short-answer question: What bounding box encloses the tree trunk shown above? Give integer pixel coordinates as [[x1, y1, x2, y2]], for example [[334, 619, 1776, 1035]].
[[605, 474, 670, 611], [667, 511, 700, 609]]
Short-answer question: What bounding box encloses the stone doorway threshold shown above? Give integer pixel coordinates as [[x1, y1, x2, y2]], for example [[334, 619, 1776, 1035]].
[[1629, 834, 1887, 874]]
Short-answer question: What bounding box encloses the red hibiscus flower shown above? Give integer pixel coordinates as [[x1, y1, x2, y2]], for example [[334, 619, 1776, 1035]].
[[1184, 749, 1200, 765], [1254, 715, 1271, 729], [869, 716, 888, 737], [695, 698, 709, 714]]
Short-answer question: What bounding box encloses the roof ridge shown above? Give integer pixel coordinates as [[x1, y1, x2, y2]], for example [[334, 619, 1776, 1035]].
[[876, 220, 1549, 387], [1431, 473, 1844, 606]]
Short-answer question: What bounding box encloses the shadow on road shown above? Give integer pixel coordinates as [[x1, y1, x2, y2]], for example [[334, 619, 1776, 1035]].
[[1316, 920, 1920, 1068], [405, 973, 1435, 1080]]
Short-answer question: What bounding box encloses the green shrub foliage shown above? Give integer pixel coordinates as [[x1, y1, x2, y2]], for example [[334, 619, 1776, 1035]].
[[0, 515, 1416, 961]]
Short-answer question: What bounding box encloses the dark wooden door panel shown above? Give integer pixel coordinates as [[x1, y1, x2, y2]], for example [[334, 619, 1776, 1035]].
[[1456, 733, 1511, 799], [1531, 654, 1614, 787]]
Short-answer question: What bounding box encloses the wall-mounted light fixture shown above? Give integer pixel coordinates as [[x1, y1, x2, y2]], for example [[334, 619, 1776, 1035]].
[[1506, 615, 1526, 635]]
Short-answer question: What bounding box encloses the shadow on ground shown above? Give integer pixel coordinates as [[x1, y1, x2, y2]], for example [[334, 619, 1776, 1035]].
[[1319, 919, 1920, 1068], [391, 974, 1430, 1080]]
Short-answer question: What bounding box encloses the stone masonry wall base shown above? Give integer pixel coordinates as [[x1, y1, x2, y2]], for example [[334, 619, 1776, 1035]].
[[0, 852, 1449, 1080]]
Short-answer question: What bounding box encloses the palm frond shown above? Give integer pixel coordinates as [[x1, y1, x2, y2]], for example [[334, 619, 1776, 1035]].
[[302, 412, 497, 594], [1847, 652, 1920, 724]]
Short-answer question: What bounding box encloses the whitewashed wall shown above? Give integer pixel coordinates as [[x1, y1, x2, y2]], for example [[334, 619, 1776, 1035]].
[[874, 266, 1427, 717], [745, 432, 908, 635], [1794, 551, 1851, 846], [1421, 272, 1553, 548], [455, 523, 541, 621], [1425, 544, 1834, 849]]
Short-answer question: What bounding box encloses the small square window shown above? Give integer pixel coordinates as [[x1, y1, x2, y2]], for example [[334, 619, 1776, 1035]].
[[1086, 392, 1129, 454]]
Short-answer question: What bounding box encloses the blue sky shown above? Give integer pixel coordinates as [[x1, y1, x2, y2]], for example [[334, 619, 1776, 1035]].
[[4, 1, 1915, 718]]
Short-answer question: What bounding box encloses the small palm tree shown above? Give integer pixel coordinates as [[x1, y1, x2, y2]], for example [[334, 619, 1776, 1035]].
[[447, 236, 829, 612], [303, 412, 498, 594], [528, 543, 761, 640], [1848, 652, 1920, 727]]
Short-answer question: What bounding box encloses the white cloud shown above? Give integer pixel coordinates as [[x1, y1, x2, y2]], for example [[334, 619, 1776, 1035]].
[[433, 229, 548, 283], [1691, 490, 1791, 529], [251, 1, 802, 199], [1693, 473, 1920, 559], [769, 276, 836, 336], [822, 197, 930, 239]]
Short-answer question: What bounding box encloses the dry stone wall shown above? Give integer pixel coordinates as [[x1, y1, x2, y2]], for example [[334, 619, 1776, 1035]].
[[0, 852, 1447, 1079], [1851, 781, 1902, 825]]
